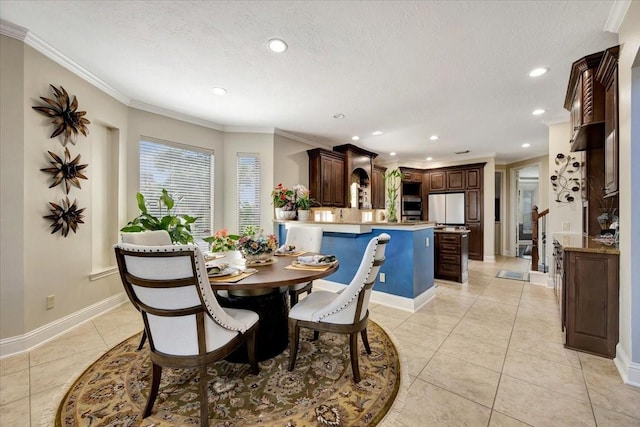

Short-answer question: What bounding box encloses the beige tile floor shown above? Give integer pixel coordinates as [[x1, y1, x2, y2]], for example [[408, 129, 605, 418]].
[[2, 256, 639, 426]]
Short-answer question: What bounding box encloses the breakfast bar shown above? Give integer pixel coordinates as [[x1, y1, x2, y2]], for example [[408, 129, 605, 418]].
[[276, 220, 436, 311]]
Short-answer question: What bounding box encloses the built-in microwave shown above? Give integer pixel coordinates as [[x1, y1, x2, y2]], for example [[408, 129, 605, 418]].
[[402, 195, 422, 217]]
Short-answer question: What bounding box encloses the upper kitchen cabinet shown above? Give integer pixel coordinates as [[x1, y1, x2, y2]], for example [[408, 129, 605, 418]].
[[446, 170, 465, 190], [334, 144, 378, 209], [427, 171, 446, 192], [564, 50, 605, 152], [308, 149, 346, 207], [595, 46, 620, 197], [466, 168, 481, 189], [372, 165, 387, 209], [399, 167, 423, 183]]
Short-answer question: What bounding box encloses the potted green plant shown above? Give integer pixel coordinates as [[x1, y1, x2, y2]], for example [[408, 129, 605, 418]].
[[121, 189, 197, 244], [384, 168, 403, 222]]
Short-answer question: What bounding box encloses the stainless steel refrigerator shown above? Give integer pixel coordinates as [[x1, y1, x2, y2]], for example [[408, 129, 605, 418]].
[[428, 193, 465, 224]]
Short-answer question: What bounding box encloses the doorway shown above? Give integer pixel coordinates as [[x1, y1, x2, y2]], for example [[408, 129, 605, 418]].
[[515, 166, 539, 259]]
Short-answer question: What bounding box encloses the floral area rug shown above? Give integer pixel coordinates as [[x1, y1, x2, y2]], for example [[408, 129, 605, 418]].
[[56, 321, 400, 426]]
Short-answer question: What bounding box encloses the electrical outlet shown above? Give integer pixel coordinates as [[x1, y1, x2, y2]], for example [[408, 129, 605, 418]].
[[379, 273, 386, 283], [46, 295, 55, 310], [562, 222, 570, 231], [425, 237, 430, 247]]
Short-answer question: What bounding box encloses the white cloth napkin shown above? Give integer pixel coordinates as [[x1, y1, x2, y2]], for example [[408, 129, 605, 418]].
[[297, 255, 336, 265]]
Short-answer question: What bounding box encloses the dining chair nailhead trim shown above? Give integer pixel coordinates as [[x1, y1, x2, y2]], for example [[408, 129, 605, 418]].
[[115, 244, 244, 333], [315, 237, 380, 321]]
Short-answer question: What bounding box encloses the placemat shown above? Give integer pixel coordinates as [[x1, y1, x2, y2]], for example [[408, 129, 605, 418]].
[[285, 261, 335, 272], [209, 270, 258, 283]]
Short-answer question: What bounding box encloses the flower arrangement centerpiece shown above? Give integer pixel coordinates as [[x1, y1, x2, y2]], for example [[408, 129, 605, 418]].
[[237, 225, 278, 263], [203, 228, 239, 252], [271, 183, 296, 219], [293, 184, 312, 220]]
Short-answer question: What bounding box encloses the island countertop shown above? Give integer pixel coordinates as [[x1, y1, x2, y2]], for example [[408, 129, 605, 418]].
[[274, 220, 436, 234]]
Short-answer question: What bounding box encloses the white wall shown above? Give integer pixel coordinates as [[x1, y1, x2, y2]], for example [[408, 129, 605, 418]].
[[0, 36, 25, 339], [617, 1, 640, 384]]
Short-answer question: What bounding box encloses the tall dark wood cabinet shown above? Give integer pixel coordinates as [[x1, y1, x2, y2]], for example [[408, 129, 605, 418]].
[[307, 149, 345, 207], [372, 165, 387, 209], [564, 247, 619, 358], [596, 46, 620, 196]]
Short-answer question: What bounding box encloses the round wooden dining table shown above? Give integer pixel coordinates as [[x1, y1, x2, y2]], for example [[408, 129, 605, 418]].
[[209, 255, 339, 361]]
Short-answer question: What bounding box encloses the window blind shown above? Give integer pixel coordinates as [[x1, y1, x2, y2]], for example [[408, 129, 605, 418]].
[[237, 153, 261, 234], [139, 140, 214, 245]]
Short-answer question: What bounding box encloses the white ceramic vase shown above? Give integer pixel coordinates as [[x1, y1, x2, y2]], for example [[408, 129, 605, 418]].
[[297, 209, 310, 221]]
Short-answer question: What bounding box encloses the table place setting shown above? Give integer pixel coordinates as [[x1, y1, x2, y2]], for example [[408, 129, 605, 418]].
[[274, 244, 307, 257], [286, 254, 338, 271], [207, 263, 259, 283]]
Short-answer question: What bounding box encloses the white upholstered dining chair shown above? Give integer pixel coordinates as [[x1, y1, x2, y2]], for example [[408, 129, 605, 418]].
[[283, 225, 323, 306], [120, 230, 173, 350], [287, 233, 390, 383], [114, 243, 259, 427]]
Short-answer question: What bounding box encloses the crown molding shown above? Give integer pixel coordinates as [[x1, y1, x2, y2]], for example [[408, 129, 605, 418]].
[[25, 32, 130, 105], [604, 0, 631, 33], [223, 126, 275, 134], [0, 19, 28, 40], [274, 128, 328, 148], [128, 100, 224, 131]]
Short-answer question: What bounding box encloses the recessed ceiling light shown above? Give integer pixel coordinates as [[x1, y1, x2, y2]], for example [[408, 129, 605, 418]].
[[522, 143, 531, 148], [390, 152, 396, 156], [372, 131, 383, 136], [426, 157, 433, 161], [528, 67, 548, 77], [333, 113, 345, 119], [212, 87, 227, 96], [267, 38, 288, 53], [352, 136, 360, 141], [430, 135, 439, 141], [532, 109, 546, 115]]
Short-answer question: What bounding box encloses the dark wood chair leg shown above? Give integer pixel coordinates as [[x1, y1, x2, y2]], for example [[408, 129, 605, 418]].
[[143, 363, 162, 418], [246, 328, 259, 375], [349, 333, 361, 383], [289, 291, 299, 307], [137, 330, 147, 350], [199, 366, 209, 427], [288, 319, 300, 371], [361, 328, 371, 354]]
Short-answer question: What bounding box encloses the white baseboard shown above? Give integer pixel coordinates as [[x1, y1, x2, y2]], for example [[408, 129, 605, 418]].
[[528, 270, 549, 287], [0, 293, 127, 358], [314, 279, 437, 313], [484, 255, 496, 263], [614, 343, 640, 388]]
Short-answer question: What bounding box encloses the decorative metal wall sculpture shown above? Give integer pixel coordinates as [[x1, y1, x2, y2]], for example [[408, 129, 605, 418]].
[[41, 147, 88, 194], [551, 153, 581, 203], [32, 84, 91, 146], [43, 197, 86, 237], [34, 84, 90, 237]]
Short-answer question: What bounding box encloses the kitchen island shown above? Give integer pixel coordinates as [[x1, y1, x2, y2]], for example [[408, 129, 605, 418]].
[[276, 221, 436, 312]]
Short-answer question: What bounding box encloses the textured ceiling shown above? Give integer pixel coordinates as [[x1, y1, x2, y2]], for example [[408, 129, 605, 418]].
[[0, 1, 620, 164]]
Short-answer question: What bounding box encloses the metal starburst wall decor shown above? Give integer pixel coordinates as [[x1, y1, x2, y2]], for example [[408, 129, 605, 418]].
[[32, 84, 91, 146], [43, 197, 86, 237], [41, 147, 88, 194]]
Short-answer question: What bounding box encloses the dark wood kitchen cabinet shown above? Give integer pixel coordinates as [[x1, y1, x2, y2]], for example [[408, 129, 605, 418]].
[[596, 46, 619, 196], [308, 149, 345, 207], [564, 50, 605, 152], [563, 247, 619, 358], [372, 165, 387, 209], [435, 231, 469, 283], [427, 171, 446, 192], [446, 170, 465, 190]]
